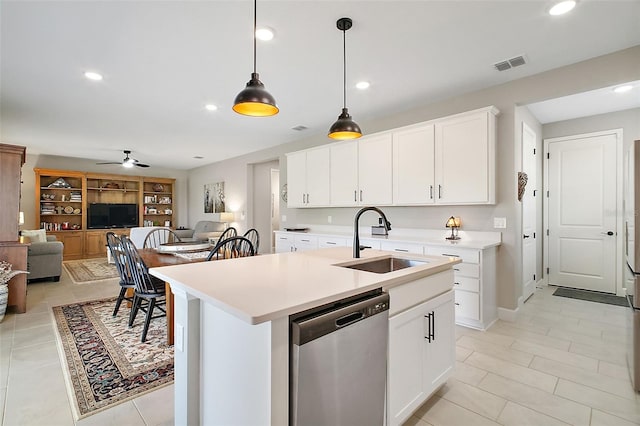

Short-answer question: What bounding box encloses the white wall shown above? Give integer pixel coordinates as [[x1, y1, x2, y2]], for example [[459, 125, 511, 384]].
[[187, 46, 640, 311], [20, 153, 188, 230]]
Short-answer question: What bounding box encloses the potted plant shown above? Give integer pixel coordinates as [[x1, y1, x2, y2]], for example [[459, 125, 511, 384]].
[[0, 261, 28, 322]]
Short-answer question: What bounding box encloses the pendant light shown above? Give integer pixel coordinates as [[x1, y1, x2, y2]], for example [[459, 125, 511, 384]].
[[328, 17, 362, 140], [232, 0, 279, 117]]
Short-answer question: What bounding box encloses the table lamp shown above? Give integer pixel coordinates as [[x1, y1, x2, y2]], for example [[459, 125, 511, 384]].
[[445, 216, 461, 240]]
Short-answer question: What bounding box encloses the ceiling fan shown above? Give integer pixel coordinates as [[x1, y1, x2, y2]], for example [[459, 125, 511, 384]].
[[97, 150, 150, 168]]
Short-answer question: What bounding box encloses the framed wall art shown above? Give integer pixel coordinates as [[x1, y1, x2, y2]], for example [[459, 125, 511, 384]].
[[204, 182, 225, 213]]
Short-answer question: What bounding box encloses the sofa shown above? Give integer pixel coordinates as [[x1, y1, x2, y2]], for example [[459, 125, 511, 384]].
[[27, 235, 64, 282], [174, 221, 227, 243]]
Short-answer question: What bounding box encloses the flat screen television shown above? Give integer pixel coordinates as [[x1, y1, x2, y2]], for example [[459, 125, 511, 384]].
[[88, 203, 139, 229]]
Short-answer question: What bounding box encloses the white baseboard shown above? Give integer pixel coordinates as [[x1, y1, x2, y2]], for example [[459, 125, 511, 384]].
[[498, 306, 519, 322]]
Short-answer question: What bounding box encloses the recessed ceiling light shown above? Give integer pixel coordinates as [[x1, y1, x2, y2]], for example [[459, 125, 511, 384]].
[[549, 1, 576, 16], [613, 85, 633, 94], [205, 104, 218, 111], [255, 27, 275, 41], [84, 71, 103, 81], [356, 81, 370, 90]]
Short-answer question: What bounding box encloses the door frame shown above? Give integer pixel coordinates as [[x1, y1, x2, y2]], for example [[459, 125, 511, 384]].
[[543, 129, 624, 296], [521, 121, 538, 302]]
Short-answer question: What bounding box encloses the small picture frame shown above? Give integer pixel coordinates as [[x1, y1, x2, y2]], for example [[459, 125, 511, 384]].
[[147, 208, 157, 214], [164, 220, 171, 227]]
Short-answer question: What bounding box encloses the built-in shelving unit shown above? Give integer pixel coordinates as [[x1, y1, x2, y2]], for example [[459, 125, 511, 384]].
[[34, 168, 175, 259]]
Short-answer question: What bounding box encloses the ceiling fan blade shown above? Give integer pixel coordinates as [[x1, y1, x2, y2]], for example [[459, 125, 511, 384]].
[[134, 163, 150, 168], [96, 161, 122, 165]]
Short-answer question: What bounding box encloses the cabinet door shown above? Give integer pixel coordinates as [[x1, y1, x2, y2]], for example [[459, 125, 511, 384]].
[[287, 151, 307, 208], [56, 232, 84, 259], [387, 302, 428, 426], [435, 111, 494, 204], [274, 233, 292, 253], [423, 291, 455, 393], [330, 141, 358, 206], [305, 148, 330, 206], [393, 125, 435, 205], [85, 231, 107, 257], [358, 134, 392, 205], [293, 235, 318, 252]]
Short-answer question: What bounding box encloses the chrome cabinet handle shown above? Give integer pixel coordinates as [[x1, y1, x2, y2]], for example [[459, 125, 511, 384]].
[[438, 185, 442, 199], [360, 190, 363, 202], [354, 190, 357, 202], [429, 185, 433, 199]]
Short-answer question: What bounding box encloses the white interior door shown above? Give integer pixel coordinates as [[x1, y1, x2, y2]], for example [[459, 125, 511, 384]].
[[546, 133, 617, 293], [522, 122, 537, 301]]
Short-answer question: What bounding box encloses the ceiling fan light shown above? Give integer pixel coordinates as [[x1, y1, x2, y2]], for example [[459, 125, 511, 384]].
[[122, 161, 134, 168], [328, 108, 362, 140], [549, 0, 576, 16], [233, 73, 279, 117]]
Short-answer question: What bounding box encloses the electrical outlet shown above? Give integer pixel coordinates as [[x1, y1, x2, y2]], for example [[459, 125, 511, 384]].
[[494, 217, 507, 229], [281, 215, 287, 222], [328, 215, 332, 224]]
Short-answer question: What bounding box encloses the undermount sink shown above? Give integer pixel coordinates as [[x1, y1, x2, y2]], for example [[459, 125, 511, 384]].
[[340, 257, 428, 274]]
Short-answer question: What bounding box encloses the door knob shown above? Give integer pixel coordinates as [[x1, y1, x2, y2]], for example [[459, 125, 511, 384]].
[[601, 231, 614, 236], [523, 234, 530, 239]]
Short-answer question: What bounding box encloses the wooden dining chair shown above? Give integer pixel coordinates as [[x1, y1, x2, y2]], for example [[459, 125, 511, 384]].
[[106, 232, 135, 317], [120, 235, 167, 342], [215, 226, 237, 244], [243, 228, 260, 254], [206, 236, 255, 261], [143, 228, 182, 249]]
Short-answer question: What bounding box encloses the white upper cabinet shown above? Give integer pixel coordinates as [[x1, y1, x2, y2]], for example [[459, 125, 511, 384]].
[[358, 133, 393, 205], [287, 106, 498, 208], [286, 147, 330, 208], [434, 108, 497, 204], [330, 134, 393, 206], [393, 124, 436, 205], [330, 140, 359, 206]]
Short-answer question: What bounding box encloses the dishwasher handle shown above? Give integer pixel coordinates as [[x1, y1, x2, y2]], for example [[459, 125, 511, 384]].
[[336, 312, 365, 328]]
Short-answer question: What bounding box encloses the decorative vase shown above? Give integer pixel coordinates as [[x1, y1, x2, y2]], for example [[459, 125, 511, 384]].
[[0, 284, 8, 323]]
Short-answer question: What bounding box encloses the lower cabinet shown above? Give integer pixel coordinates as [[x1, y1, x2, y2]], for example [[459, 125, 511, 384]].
[[85, 231, 107, 257], [51, 231, 84, 260], [274, 233, 319, 253], [387, 288, 455, 426]]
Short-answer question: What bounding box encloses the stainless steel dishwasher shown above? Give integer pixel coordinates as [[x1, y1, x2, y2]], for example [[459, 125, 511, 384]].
[[290, 289, 389, 426]]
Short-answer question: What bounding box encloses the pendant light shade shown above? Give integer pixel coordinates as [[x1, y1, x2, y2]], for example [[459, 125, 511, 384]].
[[233, 0, 278, 117], [329, 17, 361, 140]]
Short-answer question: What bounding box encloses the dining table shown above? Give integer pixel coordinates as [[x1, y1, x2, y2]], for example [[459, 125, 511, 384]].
[[138, 248, 207, 345]]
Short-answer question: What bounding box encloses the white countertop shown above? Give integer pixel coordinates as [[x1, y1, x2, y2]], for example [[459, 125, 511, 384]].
[[275, 228, 501, 250], [150, 247, 459, 325]]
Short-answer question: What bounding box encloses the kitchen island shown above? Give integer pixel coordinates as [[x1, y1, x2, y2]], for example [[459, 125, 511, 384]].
[[150, 246, 460, 426]]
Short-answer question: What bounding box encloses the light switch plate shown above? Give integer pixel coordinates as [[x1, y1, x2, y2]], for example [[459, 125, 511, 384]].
[[281, 215, 287, 222], [494, 217, 507, 229]]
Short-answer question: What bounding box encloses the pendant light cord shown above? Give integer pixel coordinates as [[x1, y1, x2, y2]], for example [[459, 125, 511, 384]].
[[342, 28, 347, 109], [253, 0, 257, 74]]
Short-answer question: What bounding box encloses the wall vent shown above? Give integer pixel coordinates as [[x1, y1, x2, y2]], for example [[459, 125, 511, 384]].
[[494, 55, 527, 71], [292, 125, 308, 131]]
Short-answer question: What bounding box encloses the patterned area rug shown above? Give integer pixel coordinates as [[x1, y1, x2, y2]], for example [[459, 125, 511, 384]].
[[63, 258, 119, 284], [52, 298, 174, 420]]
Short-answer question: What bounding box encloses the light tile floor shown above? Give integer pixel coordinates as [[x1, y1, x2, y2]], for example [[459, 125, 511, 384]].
[[2, 270, 639, 425]]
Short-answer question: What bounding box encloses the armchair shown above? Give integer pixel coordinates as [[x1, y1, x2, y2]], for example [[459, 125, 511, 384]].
[[27, 235, 64, 282]]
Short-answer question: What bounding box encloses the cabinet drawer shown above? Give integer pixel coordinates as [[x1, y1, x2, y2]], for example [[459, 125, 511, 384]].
[[452, 262, 479, 278], [380, 241, 424, 254], [426, 246, 479, 264], [453, 276, 479, 292], [454, 290, 480, 321], [387, 269, 454, 317], [294, 235, 318, 251], [318, 236, 348, 248]]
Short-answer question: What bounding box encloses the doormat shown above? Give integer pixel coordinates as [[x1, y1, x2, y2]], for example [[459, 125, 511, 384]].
[[52, 298, 173, 420], [63, 258, 119, 284], [552, 287, 628, 307]]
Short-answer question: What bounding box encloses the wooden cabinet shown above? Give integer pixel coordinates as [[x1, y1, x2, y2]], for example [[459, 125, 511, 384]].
[[434, 107, 497, 204], [387, 278, 455, 426], [393, 124, 436, 205], [34, 168, 176, 259], [426, 245, 497, 330], [0, 144, 28, 314], [329, 134, 393, 206], [286, 147, 330, 208]]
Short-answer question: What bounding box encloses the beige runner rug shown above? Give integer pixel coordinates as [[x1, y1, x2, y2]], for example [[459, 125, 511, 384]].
[[63, 258, 119, 284]]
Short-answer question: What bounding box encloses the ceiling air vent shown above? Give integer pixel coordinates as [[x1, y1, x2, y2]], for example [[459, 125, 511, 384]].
[[494, 55, 527, 71], [292, 125, 308, 131]]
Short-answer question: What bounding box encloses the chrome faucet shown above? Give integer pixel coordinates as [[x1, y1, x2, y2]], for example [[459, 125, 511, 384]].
[[353, 207, 392, 258]]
